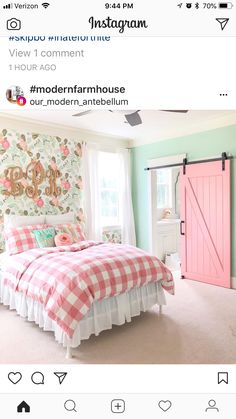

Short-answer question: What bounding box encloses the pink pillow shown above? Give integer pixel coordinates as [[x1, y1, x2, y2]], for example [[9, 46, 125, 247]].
[[53, 223, 85, 243], [4, 224, 49, 255], [55, 233, 73, 247]]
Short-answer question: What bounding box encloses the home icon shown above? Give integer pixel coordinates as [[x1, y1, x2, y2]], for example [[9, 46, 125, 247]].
[[17, 401, 30, 413]]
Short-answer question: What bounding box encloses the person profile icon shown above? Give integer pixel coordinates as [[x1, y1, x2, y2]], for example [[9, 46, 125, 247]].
[[205, 400, 219, 412]]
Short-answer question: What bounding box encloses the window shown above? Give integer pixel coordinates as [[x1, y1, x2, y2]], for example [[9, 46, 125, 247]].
[[156, 168, 172, 208], [99, 152, 120, 227]]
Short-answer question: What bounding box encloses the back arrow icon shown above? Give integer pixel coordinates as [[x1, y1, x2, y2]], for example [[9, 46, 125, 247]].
[[216, 18, 229, 30]]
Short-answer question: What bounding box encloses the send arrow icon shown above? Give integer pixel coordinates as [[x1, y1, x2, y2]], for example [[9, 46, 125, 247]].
[[216, 18, 229, 30], [54, 372, 67, 384]]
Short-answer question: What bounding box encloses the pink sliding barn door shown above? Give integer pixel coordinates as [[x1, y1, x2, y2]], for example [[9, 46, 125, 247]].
[[180, 159, 231, 288]]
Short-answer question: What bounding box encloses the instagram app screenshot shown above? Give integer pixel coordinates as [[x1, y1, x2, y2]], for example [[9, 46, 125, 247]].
[[0, 0, 236, 417]]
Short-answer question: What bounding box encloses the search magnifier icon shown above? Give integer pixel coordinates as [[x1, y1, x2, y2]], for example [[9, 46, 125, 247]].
[[64, 399, 77, 412]]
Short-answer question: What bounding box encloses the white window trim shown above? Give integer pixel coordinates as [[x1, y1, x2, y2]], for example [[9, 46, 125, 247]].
[[147, 154, 187, 169], [103, 225, 121, 231]]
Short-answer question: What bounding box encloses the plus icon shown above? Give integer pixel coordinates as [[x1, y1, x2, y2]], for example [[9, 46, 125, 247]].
[[111, 399, 125, 413]]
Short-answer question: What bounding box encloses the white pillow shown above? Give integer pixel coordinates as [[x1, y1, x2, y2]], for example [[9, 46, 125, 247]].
[[45, 212, 75, 225], [4, 214, 45, 228]]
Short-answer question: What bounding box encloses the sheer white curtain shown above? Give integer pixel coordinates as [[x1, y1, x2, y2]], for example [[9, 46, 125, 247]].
[[118, 148, 136, 246], [82, 143, 103, 241], [83, 143, 136, 245]]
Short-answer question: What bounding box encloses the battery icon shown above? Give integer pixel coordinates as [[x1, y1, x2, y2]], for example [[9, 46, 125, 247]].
[[218, 2, 233, 8]]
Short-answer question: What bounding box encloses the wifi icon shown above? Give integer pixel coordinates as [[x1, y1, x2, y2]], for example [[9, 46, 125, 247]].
[[42, 2, 50, 8]]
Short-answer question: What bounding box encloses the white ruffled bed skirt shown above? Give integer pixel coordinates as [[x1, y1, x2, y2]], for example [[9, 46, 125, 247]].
[[0, 278, 166, 348]]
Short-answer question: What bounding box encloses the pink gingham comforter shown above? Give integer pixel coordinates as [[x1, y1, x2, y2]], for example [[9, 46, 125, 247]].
[[2, 241, 174, 338]]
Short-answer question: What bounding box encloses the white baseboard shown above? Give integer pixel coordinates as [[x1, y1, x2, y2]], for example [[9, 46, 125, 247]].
[[166, 271, 236, 288], [231, 277, 236, 289]]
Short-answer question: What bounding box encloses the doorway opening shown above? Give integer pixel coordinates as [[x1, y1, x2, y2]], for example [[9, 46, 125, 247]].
[[148, 155, 185, 278]]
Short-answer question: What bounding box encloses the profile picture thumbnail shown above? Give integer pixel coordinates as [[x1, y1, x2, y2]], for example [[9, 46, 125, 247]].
[[6, 85, 26, 106]]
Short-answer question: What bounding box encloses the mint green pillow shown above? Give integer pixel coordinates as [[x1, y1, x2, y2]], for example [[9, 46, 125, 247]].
[[33, 228, 56, 248]]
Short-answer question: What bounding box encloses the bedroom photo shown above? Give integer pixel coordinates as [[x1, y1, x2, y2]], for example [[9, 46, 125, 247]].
[[0, 109, 236, 364]]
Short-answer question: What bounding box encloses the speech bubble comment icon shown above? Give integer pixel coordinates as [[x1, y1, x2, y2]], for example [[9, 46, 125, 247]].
[[31, 371, 45, 385]]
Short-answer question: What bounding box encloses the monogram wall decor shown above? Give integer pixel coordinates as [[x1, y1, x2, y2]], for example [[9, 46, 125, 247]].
[[0, 129, 84, 253], [3, 160, 61, 199]]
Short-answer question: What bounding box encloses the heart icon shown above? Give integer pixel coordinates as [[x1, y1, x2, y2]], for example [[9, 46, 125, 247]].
[[8, 372, 22, 384], [158, 400, 172, 412]]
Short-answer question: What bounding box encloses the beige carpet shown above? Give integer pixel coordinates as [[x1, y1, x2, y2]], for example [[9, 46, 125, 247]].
[[1, 276, 236, 364]]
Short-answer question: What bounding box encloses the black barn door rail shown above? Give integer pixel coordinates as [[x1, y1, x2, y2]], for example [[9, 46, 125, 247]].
[[144, 152, 233, 172]]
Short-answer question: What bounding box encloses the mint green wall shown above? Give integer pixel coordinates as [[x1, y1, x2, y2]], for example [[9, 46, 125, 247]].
[[131, 124, 236, 276]]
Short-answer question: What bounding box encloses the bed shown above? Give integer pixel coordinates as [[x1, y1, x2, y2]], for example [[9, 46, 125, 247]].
[[0, 217, 174, 359]]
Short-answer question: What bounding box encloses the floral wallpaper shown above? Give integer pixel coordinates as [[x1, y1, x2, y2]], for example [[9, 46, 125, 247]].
[[0, 128, 84, 252]]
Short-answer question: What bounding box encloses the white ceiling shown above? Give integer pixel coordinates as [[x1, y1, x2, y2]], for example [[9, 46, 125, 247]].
[[2, 110, 236, 146]]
